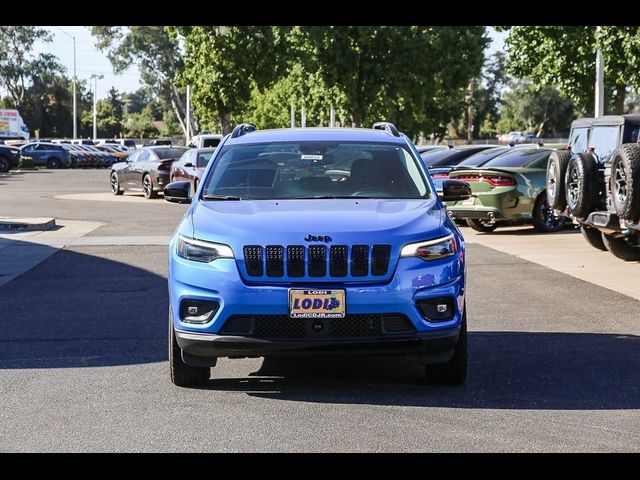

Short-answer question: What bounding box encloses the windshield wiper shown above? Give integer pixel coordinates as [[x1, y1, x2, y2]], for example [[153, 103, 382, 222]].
[[202, 194, 242, 200], [289, 195, 370, 199]]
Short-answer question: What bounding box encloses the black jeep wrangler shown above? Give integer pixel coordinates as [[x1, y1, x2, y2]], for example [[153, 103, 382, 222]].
[[546, 115, 640, 261]]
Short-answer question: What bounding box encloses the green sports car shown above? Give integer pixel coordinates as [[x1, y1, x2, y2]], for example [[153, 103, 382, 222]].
[[445, 147, 566, 233]]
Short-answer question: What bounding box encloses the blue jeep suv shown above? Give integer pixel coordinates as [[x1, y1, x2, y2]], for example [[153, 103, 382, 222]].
[[164, 122, 471, 387]]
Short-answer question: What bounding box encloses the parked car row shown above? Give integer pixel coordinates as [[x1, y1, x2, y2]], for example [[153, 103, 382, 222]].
[[422, 144, 566, 233], [18, 142, 125, 169], [546, 115, 640, 261]]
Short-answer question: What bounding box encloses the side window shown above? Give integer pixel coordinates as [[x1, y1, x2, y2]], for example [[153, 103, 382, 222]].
[[569, 127, 589, 153], [188, 150, 198, 165], [589, 126, 620, 163], [127, 151, 140, 163], [623, 125, 640, 143], [36, 144, 50, 151], [137, 150, 150, 162]]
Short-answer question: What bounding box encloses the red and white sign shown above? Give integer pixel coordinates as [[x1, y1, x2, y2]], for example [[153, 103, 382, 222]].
[[0, 110, 18, 118]]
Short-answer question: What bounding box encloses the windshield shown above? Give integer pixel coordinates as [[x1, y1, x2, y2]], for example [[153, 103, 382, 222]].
[[153, 147, 188, 159], [456, 147, 510, 167], [482, 149, 552, 168], [420, 147, 492, 167], [202, 141, 430, 200]]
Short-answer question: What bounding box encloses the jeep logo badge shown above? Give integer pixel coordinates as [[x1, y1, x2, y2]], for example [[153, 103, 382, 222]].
[[304, 234, 332, 243]]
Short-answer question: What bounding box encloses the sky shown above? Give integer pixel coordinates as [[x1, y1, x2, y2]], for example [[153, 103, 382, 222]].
[[31, 26, 507, 101]]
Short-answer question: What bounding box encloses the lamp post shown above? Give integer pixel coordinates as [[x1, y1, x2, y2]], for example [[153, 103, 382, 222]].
[[55, 27, 77, 139], [89, 74, 104, 140]]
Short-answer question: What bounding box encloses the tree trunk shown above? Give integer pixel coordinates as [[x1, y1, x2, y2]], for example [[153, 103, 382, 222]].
[[170, 96, 188, 138], [221, 110, 232, 135], [611, 83, 626, 114], [466, 80, 474, 144]]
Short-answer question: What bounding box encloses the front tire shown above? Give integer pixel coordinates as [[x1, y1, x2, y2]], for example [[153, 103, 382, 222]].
[[169, 308, 210, 387], [110, 171, 123, 195], [581, 225, 607, 251], [425, 307, 467, 385], [0, 156, 10, 173], [143, 174, 157, 199], [466, 218, 498, 233], [532, 195, 566, 232], [602, 233, 640, 261]]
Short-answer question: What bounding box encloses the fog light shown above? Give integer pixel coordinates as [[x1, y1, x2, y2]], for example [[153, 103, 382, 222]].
[[180, 299, 219, 324], [417, 297, 454, 321]]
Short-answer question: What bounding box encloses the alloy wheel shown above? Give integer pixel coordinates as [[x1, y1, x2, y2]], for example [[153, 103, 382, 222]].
[[614, 165, 628, 206], [567, 166, 580, 208]]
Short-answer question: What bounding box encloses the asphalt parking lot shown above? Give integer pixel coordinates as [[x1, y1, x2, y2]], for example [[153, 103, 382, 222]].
[[1, 169, 640, 452]]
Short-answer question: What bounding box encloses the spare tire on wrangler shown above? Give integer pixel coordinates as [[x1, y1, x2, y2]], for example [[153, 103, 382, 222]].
[[565, 152, 600, 219], [546, 150, 572, 209], [610, 144, 640, 222]]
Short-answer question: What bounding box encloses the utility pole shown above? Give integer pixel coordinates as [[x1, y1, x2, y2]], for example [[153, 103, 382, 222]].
[[466, 79, 474, 144], [595, 44, 605, 117], [290, 104, 295, 128], [329, 106, 335, 127], [186, 85, 191, 141], [301, 106, 306, 128], [55, 27, 77, 139], [90, 74, 104, 140]]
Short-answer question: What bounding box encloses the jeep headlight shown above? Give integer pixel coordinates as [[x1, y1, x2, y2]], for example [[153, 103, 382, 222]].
[[177, 235, 234, 263], [400, 234, 457, 260]]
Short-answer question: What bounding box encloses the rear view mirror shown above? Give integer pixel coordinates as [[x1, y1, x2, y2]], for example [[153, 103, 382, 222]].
[[184, 162, 194, 168], [164, 181, 192, 204], [439, 180, 471, 202]]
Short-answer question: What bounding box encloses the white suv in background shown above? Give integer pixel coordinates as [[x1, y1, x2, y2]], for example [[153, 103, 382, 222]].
[[187, 133, 222, 149]]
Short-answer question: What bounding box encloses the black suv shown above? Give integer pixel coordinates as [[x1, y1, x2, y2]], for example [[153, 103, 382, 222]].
[[546, 115, 640, 261], [0, 144, 21, 172]]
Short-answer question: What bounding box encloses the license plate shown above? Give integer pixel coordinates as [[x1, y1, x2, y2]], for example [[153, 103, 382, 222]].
[[462, 197, 475, 205], [289, 289, 345, 318]]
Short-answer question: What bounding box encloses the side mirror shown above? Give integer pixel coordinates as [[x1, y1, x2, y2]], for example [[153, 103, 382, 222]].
[[164, 181, 192, 204], [439, 179, 471, 202], [184, 162, 194, 168]]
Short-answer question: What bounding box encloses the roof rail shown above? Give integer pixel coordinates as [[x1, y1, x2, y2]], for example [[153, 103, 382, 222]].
[[372, 122, 400, 137], [230, 123, 257, 139]]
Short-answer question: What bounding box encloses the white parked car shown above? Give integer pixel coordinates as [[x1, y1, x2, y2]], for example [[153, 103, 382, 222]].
[[498, 131, 527, 145]]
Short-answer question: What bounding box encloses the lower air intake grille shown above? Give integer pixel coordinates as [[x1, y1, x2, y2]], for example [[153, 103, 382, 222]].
[[221, 314, 415, 339]]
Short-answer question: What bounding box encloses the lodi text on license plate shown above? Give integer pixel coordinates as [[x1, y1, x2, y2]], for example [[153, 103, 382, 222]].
[[289, 289, 345, 318]]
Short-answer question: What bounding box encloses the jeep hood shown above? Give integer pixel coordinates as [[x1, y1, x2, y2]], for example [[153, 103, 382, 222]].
[[189, 198, 448, 283]]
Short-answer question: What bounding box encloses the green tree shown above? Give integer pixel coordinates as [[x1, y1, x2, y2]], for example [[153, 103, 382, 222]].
[[123, 112, 158, 139], [91, 26, 192, 135], [0, 26, 52, 108], [469, 52, 509, 139], [498, 26, 640, 114], [293, 26, 488, 138], [172, 26, 289, 134], [122, 88, 151, 115], [242, 63, 347, 129], [497, 80, 575, 137]]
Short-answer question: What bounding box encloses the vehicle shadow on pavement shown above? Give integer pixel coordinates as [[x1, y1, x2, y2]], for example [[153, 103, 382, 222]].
[[204, 331, 640, 410], [0, 240, 168, 369], [477, 226, 580, 237]]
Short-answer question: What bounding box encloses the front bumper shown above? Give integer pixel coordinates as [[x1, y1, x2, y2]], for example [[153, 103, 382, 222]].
[[169, 233, 466, 357], [175, 327, 460, 358]]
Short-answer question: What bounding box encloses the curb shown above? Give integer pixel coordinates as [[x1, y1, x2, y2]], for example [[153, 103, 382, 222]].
[[0, 217, 56, 232]]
